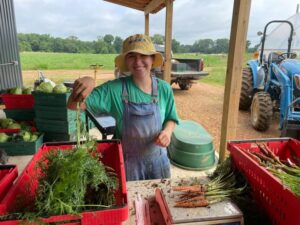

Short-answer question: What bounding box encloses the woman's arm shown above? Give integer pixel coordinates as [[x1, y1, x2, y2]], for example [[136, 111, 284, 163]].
[[155, 120, 176, 147], [67, 76, 95, 110]]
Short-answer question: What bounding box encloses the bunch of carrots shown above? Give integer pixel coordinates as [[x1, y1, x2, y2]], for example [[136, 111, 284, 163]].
[[172, 158, 246, 208], [238, 142, 300, 198]]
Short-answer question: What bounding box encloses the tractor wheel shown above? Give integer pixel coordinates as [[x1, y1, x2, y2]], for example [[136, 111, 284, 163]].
[[179, 82, 192, 90], [250, 92, 273, 131], [239, 68, 254, 110]]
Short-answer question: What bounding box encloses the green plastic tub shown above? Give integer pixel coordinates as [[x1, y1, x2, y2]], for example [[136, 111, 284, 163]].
[[168, 120, 215, 170], [34, 105, 78, 121], [35, 118, 77, 134], [4, 109, 35, 121], [43, 132, 77, 142], [32, 91, 71, 107], [0, 134, 44, 156]]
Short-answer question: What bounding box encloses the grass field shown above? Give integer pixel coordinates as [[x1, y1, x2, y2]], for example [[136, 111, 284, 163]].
[[20, 52, 253, 86]]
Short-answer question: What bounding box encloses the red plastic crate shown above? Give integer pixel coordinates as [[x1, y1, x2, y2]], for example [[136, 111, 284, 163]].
[[0, 165, 18, 214], [0, 121, 37, 133], [228, 138, 300, 225], [1, 94, 34, 109], [0, 140, 128, 225], [0, 127, 37, 133]]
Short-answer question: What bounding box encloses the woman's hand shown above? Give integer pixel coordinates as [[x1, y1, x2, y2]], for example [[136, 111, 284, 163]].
[[155, 121, 176, 147], [67, 76, 95, 109], [155, 129, 172, 147]]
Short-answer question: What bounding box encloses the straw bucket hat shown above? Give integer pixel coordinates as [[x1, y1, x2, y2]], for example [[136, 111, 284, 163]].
[[115, 34, 164, 73]]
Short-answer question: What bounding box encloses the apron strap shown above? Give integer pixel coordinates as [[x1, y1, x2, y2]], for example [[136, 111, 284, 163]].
[[151, 75, 158, 103], [121, 77, 129, 103], [122, 76, 159, 103]]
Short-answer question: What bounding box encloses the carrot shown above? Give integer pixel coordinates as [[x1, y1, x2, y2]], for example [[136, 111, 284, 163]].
[[172, 185, 204, 192], [175, 195, 205, 204], [258, 143, 282, 164], [177, 192, 203, 201], [174, 199, 209, 208], [241, 149, 263, 164], [252, 152, 274, 163]]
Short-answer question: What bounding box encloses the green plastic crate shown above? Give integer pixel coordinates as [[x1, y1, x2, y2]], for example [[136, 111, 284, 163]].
[[35, 118, 77, 134], [4, 109, 35, 121], [43, 132, 77, 142], [34, 105, 77, 121], [0, 134, 44, 156], [32, 91, 71, 107]]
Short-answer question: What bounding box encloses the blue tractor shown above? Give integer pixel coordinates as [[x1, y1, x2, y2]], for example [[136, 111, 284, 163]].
[[239, 20, 300, 138]]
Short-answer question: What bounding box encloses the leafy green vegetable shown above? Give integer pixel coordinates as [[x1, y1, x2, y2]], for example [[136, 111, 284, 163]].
[[36, 82, 53, 93], [53, 84, 68, 94], [35, 144, 118, 216], [7, 123, 21, 129], [0, 118, 14, 128], [9, 87, 22, 94], [0, 133, 9, 142], [22, 87, 33, 94]]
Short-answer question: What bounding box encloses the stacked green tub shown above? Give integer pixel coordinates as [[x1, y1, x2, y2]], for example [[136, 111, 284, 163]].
[[33, 91, 79, 142], [168, 120, 215, 170]]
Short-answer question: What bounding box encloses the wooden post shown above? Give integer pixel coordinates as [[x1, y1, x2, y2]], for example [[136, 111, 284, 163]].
[[145, 13, 149, 36], [163, 0, 173, 83], [219, 0, 252, 162]]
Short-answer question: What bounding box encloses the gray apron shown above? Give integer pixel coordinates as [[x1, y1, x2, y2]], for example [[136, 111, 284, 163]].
[[121, 76, 171, 181]]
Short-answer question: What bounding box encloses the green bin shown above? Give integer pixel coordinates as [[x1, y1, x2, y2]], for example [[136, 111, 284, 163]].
[[4, 109, 35, 121], [0, 134, 44, 156], [168, 120, 215, 170], [35, 118, 77, 134], [32, 91, 70, 107], [34, 105, 77, 121], [43, 132, 77, 142]]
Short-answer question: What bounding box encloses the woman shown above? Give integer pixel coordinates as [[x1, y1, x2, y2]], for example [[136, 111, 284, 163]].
[[67, 34, 179, 181]]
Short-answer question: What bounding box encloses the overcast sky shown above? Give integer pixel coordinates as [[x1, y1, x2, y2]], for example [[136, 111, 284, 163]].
[[13, 0, 300, 46]]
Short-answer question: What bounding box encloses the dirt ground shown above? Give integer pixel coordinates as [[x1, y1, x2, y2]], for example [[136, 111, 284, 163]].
[[22, 70, 281, 153]]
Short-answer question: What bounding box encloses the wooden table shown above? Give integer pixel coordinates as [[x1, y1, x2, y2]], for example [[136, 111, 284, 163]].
[[125, 178, 244, 225]]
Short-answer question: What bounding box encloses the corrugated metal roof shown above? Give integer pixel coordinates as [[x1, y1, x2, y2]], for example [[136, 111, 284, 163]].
[[104, 0, 173, 14]]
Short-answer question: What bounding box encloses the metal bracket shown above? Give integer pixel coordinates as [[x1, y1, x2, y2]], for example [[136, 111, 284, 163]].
[[0, 61, 18, 66]]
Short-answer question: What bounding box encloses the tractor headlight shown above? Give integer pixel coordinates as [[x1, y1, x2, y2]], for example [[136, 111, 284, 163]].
[[257, 66, 266, 90], [294, 74, 300, 90]]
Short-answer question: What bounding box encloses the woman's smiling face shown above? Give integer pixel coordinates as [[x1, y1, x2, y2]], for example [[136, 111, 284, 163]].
[[125, 52, 154, 77]]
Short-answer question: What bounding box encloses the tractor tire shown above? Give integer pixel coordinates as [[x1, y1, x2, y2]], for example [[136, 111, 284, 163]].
[[250, 92, 273, 131], [239, 68, 254, 110], [179, 82, 192, 90]]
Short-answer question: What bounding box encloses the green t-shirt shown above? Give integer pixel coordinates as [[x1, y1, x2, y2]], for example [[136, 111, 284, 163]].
[[85, 76, 179, 139]]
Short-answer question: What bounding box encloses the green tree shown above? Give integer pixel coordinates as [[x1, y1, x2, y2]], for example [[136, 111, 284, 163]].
[[104, 34, 114, 45], [94, 39, 109, 54], [172, 39, 181, 53], [19, 42, 32, 51], [214, 38, 229, 53], [151, 34, 164, 44], [192, 39, 214, 53], [113, 36, 123, 53], [52, 38, 65, 52]]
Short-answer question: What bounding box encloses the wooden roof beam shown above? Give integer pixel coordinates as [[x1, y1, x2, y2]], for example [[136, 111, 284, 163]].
[[104, 0, 144, 11], [144, 0, 165, 14]]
